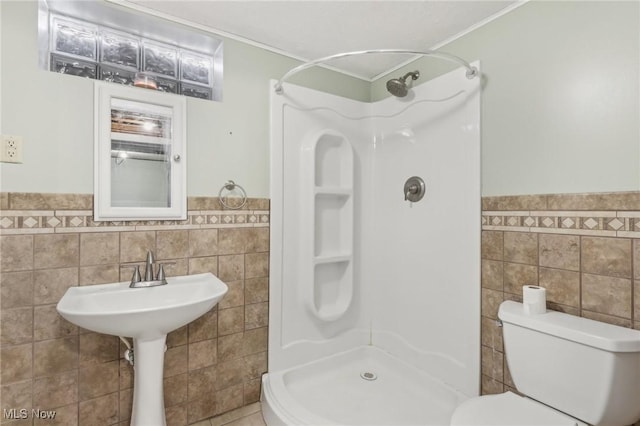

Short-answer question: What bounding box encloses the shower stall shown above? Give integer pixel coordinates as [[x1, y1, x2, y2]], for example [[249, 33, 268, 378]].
[[263, 61, 481, 425]]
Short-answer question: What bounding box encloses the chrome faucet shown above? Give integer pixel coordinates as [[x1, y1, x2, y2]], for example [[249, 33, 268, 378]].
[[144, 250, 155, 281], [130, 250, 169, 288]]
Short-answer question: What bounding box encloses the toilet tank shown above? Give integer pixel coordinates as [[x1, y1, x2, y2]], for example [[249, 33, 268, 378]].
[[498, 301, 640, 426]]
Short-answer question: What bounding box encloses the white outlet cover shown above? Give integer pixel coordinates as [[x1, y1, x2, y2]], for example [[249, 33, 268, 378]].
[[1, 135, 24, 163]]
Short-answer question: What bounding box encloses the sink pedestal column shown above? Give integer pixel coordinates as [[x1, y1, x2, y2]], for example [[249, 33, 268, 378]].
[[131, 335, 167, 426]]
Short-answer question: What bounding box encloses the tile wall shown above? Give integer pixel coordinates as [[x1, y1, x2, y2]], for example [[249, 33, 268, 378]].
[[480, 192, 640, 396], [0, 193, 270, 425], [4, 190, 639, 424]]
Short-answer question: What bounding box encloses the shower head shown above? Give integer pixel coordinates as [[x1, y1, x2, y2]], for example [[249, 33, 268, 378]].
[[386, 70, 420, 97]]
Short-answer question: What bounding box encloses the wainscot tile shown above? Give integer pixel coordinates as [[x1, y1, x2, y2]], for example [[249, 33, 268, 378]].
[[503, 263, 537, 295], [78, 392, 118, 425], [80, 232, 119, 266], [539, 233, 580, 271], [582, 236, 631, 278], [34, 234, 79, 269], [503, 232, 538, 265], [1, 234, 34, 271], [481, 260, 503, 291], [538, 268, 580, 308], [582, 273, 632, 319], [1, 344, 33, 384]]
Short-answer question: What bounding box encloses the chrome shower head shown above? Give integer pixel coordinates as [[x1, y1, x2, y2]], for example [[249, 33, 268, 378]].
[[386, 79, 409, 97], [386, 70, 420, 97]]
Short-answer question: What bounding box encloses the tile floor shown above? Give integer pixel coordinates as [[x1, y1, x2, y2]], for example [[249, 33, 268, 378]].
[[193, 402, 266, 426]]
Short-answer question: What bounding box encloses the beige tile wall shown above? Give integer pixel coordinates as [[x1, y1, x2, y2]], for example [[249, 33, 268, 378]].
[[481, 192, 640, 396], [6, 190, 638, 424], [0, 193, 269, 425]]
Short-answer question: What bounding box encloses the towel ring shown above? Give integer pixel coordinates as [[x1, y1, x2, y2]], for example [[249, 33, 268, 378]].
[[218, 180, 247, 210]]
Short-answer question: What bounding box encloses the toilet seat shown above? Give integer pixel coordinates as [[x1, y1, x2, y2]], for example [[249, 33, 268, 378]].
[[450, 392, 586, 426]]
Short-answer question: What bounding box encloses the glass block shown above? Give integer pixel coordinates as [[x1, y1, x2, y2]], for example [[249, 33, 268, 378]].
[[180, 83, 212, 100], [51, 54, 97, 78], [52, 16, 97, 60], [156, 77, 178, 94], [143, 43, 178, 78], [180, 50, 213, 86], [99, 65, 136, 86], [100, 30, 139, 69]]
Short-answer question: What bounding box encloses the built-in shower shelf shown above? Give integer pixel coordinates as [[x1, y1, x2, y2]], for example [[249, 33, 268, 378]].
[[304, 128, 354, 322], [315, 303, 350, 322], [314, 254, 351, 265], [315, 186, 352, 197]]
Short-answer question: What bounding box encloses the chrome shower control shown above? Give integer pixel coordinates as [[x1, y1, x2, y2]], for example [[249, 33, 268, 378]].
[[404, 176, 426, 203]]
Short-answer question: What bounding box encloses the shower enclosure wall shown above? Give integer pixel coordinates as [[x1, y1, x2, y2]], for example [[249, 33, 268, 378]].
[[264, 64, 481, 425]]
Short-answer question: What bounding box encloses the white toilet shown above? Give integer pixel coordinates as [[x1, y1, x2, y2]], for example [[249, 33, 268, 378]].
[[451, 301, 640, 426]]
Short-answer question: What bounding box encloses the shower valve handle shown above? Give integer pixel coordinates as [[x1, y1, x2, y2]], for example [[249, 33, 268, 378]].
[[405, 184, 419, 200], [403, 176, 426, 203]]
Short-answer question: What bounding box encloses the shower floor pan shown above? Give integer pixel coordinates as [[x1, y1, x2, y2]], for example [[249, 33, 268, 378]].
[[261, 345, 468, 425]]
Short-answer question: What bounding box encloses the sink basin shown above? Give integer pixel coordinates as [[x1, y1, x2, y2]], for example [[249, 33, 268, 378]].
[[57, 272, 228, 426], [57, 272, 228, 339]]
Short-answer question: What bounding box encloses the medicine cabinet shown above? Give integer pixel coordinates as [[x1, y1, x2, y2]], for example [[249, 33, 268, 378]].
[[94, 81, 186, 220]]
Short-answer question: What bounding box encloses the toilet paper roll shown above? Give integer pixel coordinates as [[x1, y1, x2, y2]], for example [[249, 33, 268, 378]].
[[523, 285, 546, 315]]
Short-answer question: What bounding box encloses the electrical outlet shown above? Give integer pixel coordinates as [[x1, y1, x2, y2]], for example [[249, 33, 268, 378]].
[[0, 135, 23, 163]]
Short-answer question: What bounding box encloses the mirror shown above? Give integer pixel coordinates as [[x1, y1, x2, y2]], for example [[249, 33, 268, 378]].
[[94, 81, 186, 220]]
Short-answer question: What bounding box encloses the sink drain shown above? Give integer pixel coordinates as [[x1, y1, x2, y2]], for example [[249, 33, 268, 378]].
[[360, 371, 377, 381]]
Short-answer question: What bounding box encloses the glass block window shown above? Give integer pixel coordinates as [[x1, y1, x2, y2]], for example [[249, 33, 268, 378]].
[[48, 14, 216, 100]]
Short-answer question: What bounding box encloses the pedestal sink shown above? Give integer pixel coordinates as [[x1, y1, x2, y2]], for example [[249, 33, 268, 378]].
[[57, 273, 228, 426]]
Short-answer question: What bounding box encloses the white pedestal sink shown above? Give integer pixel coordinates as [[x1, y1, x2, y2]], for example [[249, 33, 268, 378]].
[[57, 273, 228, 426]]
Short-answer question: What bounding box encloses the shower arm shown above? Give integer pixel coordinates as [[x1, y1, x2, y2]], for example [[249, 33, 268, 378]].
[[400, 71, 420, 82], [273, 49, 478, 94]]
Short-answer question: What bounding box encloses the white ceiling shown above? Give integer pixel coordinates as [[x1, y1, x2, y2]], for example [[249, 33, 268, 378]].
[[124, 0, 521, 80]]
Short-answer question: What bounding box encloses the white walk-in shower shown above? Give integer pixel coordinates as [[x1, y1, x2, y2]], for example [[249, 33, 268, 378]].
[[263, 61, 481, 425]]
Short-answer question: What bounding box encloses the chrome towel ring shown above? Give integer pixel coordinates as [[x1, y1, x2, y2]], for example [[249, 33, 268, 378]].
[[218, 180, 247, 210]]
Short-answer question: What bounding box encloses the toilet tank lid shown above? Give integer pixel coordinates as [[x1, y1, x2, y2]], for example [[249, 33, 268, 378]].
[[498, 301, 640, 352]]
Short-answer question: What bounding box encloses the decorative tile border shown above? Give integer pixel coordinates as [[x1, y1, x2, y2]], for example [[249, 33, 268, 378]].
[[8, 191, 639, 237], [0, 210, 270, 235], [0, 193, 270, 235], [482, 208, 640, 237], [482, 192, 640, 237]]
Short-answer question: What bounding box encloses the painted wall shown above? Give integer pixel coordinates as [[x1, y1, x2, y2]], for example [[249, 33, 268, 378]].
[[371, 1, 640, 197], [0, 1, 370, 199], [3, 1, 637, 199]]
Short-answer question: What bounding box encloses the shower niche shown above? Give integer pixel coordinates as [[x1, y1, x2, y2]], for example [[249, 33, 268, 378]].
[[304, 129, 353, 321]]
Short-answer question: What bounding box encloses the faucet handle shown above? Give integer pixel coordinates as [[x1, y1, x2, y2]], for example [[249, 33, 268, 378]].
[[156, 262, 176, 282], [130, 265, 142, 285], [156, 264, 166, 282]]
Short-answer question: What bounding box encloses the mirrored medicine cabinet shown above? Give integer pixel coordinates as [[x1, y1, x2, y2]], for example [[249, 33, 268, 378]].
[[94, 81, 187, 220]]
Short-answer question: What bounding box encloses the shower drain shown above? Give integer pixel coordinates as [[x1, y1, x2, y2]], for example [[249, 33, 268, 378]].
[[360, 371, 377, 381]]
